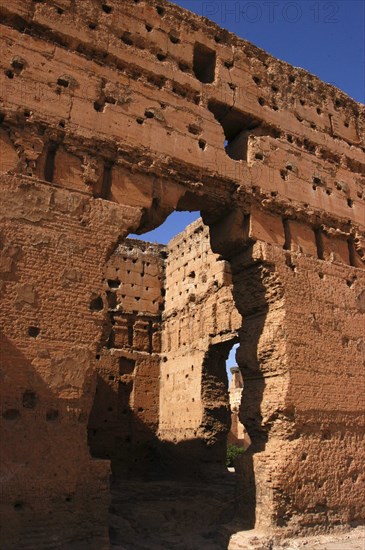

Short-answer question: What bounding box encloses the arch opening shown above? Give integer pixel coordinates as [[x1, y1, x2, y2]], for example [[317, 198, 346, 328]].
[[86, 206, 260, 548]]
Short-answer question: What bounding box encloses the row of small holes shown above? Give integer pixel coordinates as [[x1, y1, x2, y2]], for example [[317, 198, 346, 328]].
[[278, 169, 355, 207], [136, 112, 207, 150], [253, 75, 347, 118]]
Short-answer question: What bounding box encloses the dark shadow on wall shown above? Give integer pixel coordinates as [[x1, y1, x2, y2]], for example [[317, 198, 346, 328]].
[[87, 343, 246, 547], [211, 244, 274, 530], [86, 281, 273, 546], [233, 249, 282, 530], [88, 384, 240, 549], [0, 332, 108, 550], [200, 339, 239, 460], [87, 336, 243, 547]]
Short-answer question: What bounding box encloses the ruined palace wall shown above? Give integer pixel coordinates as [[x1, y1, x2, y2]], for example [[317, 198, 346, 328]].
[[88, 239, 165, 468], [0, 0, 363, 233], [280, 254, 365, 531], [159, 219, 241, 443], [220, 209, 365, 532], [0, 0, 364, 543], [0, 175, 142, 549]]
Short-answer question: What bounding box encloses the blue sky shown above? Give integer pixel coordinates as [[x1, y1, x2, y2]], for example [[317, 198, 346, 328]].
[[130, 0, 364, 245], [174, 0, 364, 103]]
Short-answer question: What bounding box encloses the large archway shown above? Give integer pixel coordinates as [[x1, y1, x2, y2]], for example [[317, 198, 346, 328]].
[[86, 209, 253, 548]]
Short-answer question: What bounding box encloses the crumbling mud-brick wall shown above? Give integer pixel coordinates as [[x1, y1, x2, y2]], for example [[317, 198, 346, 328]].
[[160, 219, 242, 457], [0, 177, 142, 549], [88, 219, 242, 470], [88, 239, 165, 474], [0, 0, 364, 547], [211, 210, 365, 532], [101, 226, 242, 548]]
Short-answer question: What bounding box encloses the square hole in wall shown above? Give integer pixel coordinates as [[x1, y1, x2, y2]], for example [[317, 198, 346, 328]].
[[119, 357, 135, 375], [193, 43, 216, 83]]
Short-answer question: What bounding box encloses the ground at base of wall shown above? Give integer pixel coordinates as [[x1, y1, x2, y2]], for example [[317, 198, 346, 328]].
[[228, 526, 365, 550], [109, 476, 238, 550]]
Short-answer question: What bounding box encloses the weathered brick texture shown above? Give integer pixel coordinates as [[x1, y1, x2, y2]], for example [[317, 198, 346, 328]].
[[0, 0, 364, 547]]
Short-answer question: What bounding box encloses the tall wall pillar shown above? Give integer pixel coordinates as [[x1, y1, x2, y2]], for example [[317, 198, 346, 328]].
[[0, 176, 142, 549], [210, 205, 365, 534]]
